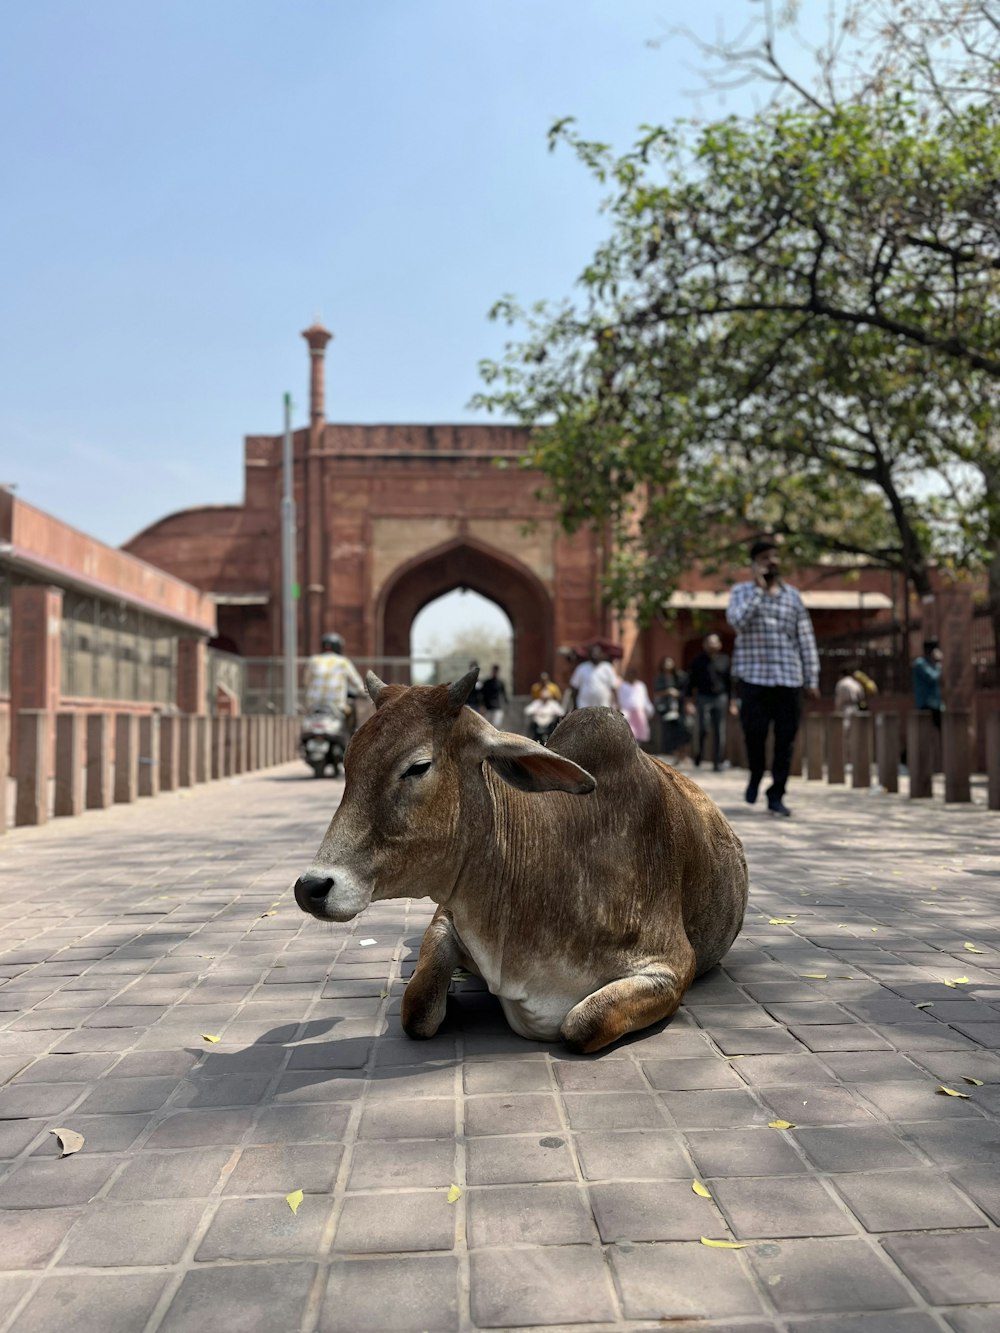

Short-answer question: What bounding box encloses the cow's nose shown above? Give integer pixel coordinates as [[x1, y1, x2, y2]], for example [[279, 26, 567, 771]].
[[294, 873, 334, 912]]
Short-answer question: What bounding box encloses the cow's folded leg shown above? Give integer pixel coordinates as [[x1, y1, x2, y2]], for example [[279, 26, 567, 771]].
[[400, 908, 462, 1040], [560, 961, 694, 1054]]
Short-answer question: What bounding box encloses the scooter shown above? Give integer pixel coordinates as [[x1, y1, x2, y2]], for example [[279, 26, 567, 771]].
[[300, 701, 354, 778]]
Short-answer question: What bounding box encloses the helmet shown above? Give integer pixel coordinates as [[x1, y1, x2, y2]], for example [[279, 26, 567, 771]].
[[321, 632, 344, 653]]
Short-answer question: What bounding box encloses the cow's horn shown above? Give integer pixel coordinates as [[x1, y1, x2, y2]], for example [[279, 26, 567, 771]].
[[447, 667, 480, 712], [365, 671, 387, 704]]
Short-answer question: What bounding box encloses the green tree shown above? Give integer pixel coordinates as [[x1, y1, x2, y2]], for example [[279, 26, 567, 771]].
[[475, 87, 1000, 639]]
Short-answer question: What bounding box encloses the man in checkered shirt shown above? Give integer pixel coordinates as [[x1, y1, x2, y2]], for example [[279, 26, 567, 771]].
[[727, 538, 820, 817], [304, 632, 366, 719]]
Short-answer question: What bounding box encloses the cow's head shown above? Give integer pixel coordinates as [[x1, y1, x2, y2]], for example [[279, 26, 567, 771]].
[[293, 668, 595, 923]]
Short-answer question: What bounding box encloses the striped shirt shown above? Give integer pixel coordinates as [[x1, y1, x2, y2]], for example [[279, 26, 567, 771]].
[[726, 582, 820, 690], [304, 653, 366, 715]]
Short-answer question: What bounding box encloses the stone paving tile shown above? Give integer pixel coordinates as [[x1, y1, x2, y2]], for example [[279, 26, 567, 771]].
[[333, 1189, 456, 1252], [318, 1255, 459, 1332], [469, 1247, 617, 1327], [3, 765, 1000, 1330], [588, 1179, 729, 1241], [746, 1237, 915, 1314], [610, 1240, 767, 1320], [0, 1207, 80, 1268], [9, 1273, 168, 1333], [160, 1261, 318, 1333]]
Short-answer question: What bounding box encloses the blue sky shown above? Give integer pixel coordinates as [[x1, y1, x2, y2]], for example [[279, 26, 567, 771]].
[[1, 0, 826, 555]]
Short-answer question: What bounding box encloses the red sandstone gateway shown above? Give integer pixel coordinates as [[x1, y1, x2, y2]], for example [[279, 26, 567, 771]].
[[294, 671, 749, 1052]]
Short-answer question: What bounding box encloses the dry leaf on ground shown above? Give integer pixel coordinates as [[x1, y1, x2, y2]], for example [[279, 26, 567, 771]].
[[963, 1076, 985, 1087], [936, 1086, 970, 1099], [768, 1120, 796, 1130], [201, 1034, 221, 1043], [700, 1237, 746, 1249], [286, 1189, 304, 1214], [692, 1180, 712, 1198], [49, 1128, 84, 1157], [447, 1184, 462, 1204]]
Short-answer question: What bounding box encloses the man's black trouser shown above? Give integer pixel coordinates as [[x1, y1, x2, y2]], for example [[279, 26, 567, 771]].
[[740, 683, 802, 802]]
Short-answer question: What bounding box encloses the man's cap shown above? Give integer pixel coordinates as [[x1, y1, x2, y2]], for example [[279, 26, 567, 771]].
[[749, 538, 779, 561]]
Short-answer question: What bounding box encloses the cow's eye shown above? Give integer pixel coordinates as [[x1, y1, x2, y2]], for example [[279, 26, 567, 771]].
[[401, 760, 432, 780]]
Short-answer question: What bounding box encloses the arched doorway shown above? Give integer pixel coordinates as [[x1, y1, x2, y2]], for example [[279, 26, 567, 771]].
[[377, 537, 553, 693], [411, 591, 513, 686]]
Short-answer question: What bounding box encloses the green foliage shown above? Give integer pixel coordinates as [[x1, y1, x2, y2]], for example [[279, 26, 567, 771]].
[[474, 63, 1000, 622]]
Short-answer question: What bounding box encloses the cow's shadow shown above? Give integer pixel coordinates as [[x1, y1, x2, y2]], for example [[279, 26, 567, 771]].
[[184, 973, 695, 1104]]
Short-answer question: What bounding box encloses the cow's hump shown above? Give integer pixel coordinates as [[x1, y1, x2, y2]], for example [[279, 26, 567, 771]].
[[547, 706, 640, 775]]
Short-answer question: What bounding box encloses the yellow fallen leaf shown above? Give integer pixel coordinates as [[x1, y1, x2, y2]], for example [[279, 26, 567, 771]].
[[49, 1128, 84, 1157], [286, 1188, 304, 1214], [768, 1120, 796, 1130], [943, 977, 971, 988], [201, 1034, 221, 1043], [937, 1086, 970, 1099], [692, 1180, 712, 1198], [446, 1184, 462, 1204], [801, 974, 827, 980], [870, 927, 879, 933], [378, 990, 390, 999], [915, 1002, 934, 1009], [260, 910, 277, 918], [700, 1237, 746, 1249], [963, 1076, 985, 1087], [769, 918, 797, 925], [964, 943, 985, 953]]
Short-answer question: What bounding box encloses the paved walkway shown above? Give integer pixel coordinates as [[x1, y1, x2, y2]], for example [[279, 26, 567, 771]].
[[0, 763, 998, 1332]]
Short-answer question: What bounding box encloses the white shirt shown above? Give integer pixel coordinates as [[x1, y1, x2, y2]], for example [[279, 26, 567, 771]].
[[570, 660, 619, 708], [618, 679, 653, 717]]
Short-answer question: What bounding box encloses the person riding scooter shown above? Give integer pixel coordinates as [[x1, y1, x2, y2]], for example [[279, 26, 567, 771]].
[[300, 632, 365, 777]]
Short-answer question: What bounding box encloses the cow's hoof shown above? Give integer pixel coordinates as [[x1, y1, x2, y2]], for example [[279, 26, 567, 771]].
[[560, 1007, 604, 1054], [400, 997, 447, 1041]]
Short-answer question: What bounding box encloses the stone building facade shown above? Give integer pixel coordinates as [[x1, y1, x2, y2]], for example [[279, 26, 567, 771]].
[[125, 324, 902, 693]]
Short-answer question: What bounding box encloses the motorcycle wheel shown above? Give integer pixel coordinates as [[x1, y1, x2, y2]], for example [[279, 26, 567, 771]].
[[310, 762, 326, 779]]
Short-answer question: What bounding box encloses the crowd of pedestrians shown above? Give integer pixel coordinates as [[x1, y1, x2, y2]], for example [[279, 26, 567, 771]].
[[459, 536, 946, 821]]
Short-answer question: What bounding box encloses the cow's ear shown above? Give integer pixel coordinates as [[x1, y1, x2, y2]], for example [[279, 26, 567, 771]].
[[446, 667, 480, 715], [366, 671, 387, 706], [485, 735, 596, 796]]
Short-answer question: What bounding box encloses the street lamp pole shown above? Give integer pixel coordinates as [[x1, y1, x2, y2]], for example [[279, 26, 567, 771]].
[[281, 392, 298, 716]]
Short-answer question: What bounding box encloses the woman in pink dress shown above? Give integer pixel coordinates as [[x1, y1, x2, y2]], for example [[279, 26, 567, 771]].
[[618, 667, 654, 744]]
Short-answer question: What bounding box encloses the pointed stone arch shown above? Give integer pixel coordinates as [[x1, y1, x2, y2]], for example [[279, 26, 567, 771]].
[[376, 536, 553, 693]]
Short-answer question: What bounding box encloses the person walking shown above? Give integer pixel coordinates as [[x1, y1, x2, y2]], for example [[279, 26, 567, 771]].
[[569, 642, 619, 710], [726, 538, 820, 817], [618, 667, 655, 744], [303, 632, 366, 718], [912, 639, 944, 729], [480, 664, 509, 728], [685, 633, 731, 771], [653, 655, 691, 762]]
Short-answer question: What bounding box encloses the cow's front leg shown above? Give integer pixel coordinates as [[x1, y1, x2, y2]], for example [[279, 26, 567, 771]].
[[560, 954, 696, 1054], [400, 907, 462, 1040]]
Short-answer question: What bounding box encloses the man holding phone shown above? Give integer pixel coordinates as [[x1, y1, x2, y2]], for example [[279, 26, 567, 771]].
[[726, 538, 820, 817]]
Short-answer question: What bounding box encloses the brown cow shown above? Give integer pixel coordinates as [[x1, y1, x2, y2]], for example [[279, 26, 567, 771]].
[[294, 670, 748, 1053]]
